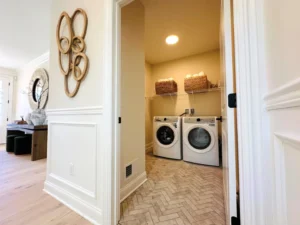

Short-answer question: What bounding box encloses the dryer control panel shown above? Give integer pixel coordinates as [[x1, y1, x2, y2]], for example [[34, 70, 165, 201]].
[[184, 117, 216, 124], [154, 117, 179, 123]]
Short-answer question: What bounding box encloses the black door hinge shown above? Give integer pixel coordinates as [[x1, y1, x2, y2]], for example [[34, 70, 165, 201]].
[[118, 117, 121, 124], [228, 93, 237, 108], [231, 216, 240, 225], [8, 82, 10, 86], [7, 100, 9, 104], [7, 118, 8, 122], [216, 116, 223, 122]]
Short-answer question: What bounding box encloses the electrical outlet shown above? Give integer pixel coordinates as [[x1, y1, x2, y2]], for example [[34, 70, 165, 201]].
[[69, 163, 74, 176], [190, 108, 195, 115], [185, 109, 190, 114]]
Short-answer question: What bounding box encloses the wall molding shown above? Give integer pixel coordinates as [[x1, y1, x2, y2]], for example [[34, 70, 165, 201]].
[[145, 142, 153, 153], [47, 121, 98, 200], [264, 78, 300, 111], [46, 106, 103, 116], [273, 134, 288, 225], [274, 132, 300, 149], [0, 67, 17, 77], [44, 181, 102, 225], [272, 133, 300, 225], [120, 172, 147, 202], [49, 173, 96, 199], [22, 51, 50, 71]]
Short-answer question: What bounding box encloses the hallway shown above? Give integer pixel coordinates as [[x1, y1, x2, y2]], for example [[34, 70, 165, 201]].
[[120, 153, 225, 225]]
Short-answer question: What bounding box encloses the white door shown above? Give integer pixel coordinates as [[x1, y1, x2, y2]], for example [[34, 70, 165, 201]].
[[220, 0, 238, 224], [0, 77, 10, 144]]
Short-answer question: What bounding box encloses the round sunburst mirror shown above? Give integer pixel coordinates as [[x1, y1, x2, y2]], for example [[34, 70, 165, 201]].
[[28, 68, 49, 110]]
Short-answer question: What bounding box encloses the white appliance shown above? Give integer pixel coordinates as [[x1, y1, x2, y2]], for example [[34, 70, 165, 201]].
[[153, 116, 182, 160], [182, 116, 219, 166]]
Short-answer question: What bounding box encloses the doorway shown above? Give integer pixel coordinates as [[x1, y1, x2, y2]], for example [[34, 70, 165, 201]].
[[115, 0, 238, 224], [0, 76, 13, 144]]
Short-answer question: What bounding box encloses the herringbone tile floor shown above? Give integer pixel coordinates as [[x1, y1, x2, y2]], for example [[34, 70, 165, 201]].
[[119, 153, 225, 225]]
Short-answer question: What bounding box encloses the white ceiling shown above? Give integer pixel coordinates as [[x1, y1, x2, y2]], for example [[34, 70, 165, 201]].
[[0, 0, 51, 69], [141, 0, 221, 65]]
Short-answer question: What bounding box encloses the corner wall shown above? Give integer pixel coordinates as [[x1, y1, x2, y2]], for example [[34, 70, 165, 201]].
[[120, 0, 146, 201], [44, 1, 106, 224]]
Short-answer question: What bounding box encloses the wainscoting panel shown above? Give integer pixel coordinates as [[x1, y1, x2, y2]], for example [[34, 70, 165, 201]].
[[49, 122, 97, 199], [274, 133, 300, 225], [44, 107, 103, 224]]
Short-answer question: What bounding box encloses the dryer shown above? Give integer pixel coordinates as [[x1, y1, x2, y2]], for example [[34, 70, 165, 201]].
[[182, 116, 219, 166], [153, 116, 182, 160]]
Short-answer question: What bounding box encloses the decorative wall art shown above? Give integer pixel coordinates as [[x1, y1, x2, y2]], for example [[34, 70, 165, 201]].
[[56, 8, 89, 97], [28, 68, 49, 110]]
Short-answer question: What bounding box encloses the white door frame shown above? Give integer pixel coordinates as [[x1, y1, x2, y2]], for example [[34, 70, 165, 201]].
[[0, 73, 15, 123], [103, 0, 268, 224]]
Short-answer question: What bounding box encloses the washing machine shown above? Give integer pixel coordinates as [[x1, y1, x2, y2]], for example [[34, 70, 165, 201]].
[[182, 116, 219, 166], [153, 116, 182, 160]]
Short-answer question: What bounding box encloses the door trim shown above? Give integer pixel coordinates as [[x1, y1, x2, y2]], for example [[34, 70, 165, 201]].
[[106, 0, 269, 224], [233, 0, 268, 224], [0, 75, 14, 131]]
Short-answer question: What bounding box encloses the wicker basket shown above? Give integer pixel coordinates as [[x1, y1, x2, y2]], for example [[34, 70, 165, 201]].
[[184, 75, 208, 93], [155, 80, 178, 95]]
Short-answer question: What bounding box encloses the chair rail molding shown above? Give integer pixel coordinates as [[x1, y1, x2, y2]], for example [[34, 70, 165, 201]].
[[46, 106, 103, 116], [264, 78, 300, 111]]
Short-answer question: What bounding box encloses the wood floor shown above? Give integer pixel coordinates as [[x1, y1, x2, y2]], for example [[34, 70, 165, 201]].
[[0, 146, 225, 225], [0, 146, 91, 225], [119, 153, 225, 225]]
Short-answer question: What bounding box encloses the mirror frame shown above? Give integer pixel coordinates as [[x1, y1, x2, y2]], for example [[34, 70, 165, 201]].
[[28, 68, 49, 110]]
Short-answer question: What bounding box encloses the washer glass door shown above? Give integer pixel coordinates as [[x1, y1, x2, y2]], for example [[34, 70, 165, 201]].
[[156, 126, 175, 145], [188, 128, 211, 150]]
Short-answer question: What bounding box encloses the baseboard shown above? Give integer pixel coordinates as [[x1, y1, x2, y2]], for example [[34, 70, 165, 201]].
[[145, 142, 153, 153], [44, 181, 102, 225], [120, 172, 147, 202]]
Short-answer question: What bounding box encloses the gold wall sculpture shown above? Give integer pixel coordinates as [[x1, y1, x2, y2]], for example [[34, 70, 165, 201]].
[[56, 8, 89, 97]]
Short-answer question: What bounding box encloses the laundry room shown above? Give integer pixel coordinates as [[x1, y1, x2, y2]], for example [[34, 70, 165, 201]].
[[119, 0, 227, 223]]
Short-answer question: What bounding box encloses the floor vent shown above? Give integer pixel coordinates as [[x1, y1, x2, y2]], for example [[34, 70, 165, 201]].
[[126, 164, 133, 178]]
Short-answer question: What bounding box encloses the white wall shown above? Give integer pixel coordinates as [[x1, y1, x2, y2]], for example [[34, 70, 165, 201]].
[[120, 0, 146, 201], [262, 0, 300, 224], [14, 52, 49, 120], [47, 1, 104, 109], [44, 1, 106, 224]]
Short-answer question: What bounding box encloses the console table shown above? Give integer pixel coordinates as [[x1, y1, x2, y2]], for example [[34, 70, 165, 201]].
[[7, 124, 48, 161]]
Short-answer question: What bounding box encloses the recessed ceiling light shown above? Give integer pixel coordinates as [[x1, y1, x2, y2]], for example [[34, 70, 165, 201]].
[[166, 35, 179, 45]]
